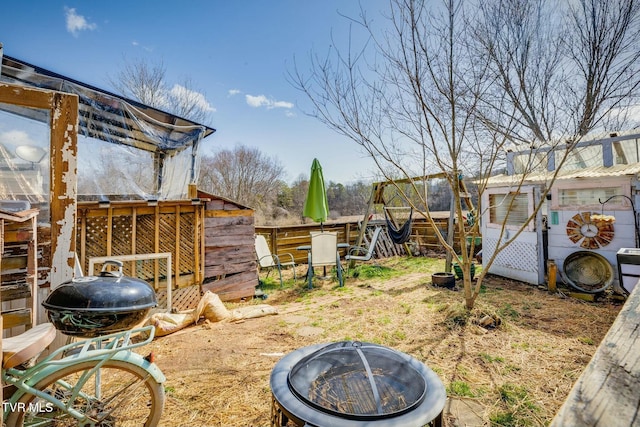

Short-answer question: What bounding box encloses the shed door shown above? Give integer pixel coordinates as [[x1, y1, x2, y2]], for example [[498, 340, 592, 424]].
[[481, 185, 545, 285]]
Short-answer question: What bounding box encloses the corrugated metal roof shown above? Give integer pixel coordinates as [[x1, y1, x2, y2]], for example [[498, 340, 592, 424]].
[[484, 163, 640, 187]]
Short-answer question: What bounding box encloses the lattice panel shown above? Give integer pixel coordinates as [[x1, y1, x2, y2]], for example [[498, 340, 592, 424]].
[[81, 216, 108, 273], [111, 216, 134, 253], [134, 213, 196, 276], [156, 284, 200, 311], [77, 204, 201, 285], [483, 237, 538, 273]]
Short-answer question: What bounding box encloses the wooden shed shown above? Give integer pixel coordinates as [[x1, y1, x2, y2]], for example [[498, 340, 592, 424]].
[[0, 49, 261, 318], [199, 190, 258, 301], [0, 50, 222, 321]]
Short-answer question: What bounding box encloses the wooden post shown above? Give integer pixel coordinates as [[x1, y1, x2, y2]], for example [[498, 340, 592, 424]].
[[1, 217, 4, 425], [445, 191, 456, 272], [175, 205, 181, 290]]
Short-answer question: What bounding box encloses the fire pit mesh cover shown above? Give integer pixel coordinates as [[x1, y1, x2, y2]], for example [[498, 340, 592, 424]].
[[288, 341, 426, 419]]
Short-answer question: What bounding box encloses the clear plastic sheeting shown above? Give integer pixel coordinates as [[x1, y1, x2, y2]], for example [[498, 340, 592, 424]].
[[0, 105, 50, 220], [0, 54, 215, 203]]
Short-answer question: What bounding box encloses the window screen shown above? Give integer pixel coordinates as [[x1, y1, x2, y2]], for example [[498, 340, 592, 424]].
[[489, 192, 530, 226]]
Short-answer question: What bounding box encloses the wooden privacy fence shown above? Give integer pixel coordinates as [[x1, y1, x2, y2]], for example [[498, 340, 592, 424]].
[[255, 215, 465, 264]]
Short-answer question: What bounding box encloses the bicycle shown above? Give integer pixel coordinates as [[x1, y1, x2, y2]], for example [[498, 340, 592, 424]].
[[2, 323, 165, 426]]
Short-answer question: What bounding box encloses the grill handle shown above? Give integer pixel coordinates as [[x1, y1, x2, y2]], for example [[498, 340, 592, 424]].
[[99, 259, 124, 278]]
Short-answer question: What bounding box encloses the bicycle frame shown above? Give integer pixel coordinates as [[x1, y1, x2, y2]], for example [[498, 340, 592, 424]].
[[2, 325, 165, 422]]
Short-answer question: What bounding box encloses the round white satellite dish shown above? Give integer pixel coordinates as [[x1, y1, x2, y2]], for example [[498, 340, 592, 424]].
[[15, 145, 47, 163]]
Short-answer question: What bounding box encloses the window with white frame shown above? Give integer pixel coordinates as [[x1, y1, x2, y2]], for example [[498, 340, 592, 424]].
[[551, 177, 630, 210], [489, 192, 530, 227], [558, 187, 620, 208]]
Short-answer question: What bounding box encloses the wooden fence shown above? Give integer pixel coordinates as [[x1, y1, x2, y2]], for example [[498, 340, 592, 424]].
[[255, 215, 462, 264]]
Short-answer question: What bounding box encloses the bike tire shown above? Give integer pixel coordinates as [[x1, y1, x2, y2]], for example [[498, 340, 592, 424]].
[[6, 359, 165, 427]]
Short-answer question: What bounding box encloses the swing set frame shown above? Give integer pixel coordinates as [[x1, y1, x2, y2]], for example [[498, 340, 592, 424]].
[[355, 173, 475, 270]]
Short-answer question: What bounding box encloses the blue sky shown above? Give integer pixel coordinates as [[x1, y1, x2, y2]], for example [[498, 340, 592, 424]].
[[1, 1, 388, 184]]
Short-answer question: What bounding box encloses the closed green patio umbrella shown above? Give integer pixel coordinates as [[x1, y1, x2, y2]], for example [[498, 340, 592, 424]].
[[303, 158, 329, 228]]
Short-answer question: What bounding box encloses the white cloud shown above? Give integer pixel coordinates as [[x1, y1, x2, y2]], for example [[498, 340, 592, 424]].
[[170, 84, 216, 113], [131, 40, 153, 52], [245, 94, 294, 110], [0, 130, 35, 146], [65, 7, 97, 37], [228, 89, 241, 97]]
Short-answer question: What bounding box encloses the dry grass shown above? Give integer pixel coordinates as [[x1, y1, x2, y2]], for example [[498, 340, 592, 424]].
[[144, 256, 622, 427]]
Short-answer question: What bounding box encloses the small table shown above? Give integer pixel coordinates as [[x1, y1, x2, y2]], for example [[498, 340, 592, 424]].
[[295, 243, 349, 252]]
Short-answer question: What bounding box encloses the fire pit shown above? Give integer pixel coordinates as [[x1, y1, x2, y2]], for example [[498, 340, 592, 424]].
[[270, 341, 446, 427]]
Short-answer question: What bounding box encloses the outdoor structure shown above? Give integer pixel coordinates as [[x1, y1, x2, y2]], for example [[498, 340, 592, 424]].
[[199, 190, 257, 301], [551, 277, 640, 426], [0, 50, 267, 329], [481, 132, 640, 292], [0, 73, 78, 332], [0, 208, 39, 339]]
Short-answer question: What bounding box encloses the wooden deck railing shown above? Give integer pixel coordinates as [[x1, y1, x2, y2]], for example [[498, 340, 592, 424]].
[[550, 281, 640, 426]]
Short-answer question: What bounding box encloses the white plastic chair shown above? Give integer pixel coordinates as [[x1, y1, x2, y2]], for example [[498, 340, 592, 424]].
[[307, 231, 344, 288], [255, 235, 296, 287]]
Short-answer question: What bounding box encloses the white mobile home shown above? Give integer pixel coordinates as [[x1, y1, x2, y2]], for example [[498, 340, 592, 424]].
[[481, 133, 640, 294]]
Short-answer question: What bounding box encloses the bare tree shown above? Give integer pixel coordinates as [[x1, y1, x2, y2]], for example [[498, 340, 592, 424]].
[[291, 0, 640, 309], [110, 57, 213, 124], [198, 145, 286, 217]]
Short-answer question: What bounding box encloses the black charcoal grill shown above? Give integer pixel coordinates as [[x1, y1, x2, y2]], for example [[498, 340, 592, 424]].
[[42, 260, 157, 337], [270, 341, 446, 427]]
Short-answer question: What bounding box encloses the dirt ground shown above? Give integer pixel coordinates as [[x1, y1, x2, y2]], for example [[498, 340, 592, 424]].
[[144, 259, 622, 427]]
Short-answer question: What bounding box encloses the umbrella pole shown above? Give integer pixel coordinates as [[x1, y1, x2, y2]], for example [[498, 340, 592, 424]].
[[321, 222, 326, 276]]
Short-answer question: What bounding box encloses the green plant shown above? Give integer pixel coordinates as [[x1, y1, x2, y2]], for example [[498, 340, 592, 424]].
[[349, 265, 395, 279], [489, 411, 517, 426], [578, 336, 594, 345], [480, 353, 504, 363], [376, 315, 391, 325], [499, 303, 520, 320], [448, 381, 475, 397]]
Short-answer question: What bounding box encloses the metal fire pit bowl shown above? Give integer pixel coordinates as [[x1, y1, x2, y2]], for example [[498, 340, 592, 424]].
[[42, 260, 157, 337], [271, 341, 446, 427]]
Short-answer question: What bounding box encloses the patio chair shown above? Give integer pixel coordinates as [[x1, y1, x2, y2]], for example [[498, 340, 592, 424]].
[[345, 226, 383, 264], [255, 235, 296, 288], [307, 231, 344, 289]]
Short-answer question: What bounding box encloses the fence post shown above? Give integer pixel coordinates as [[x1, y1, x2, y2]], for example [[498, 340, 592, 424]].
[[270, 228, 278, 255]]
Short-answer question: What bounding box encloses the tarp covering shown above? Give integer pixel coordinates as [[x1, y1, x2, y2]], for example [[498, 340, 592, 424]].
[[0, 54, 216, 203]]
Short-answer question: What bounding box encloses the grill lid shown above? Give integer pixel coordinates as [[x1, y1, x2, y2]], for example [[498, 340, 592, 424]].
[[42, 260, 157, 312], [287, 341, 427, 420]]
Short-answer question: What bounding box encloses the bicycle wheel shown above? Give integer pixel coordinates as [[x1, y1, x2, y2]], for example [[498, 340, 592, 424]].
[[6, 359, 165, 427]]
